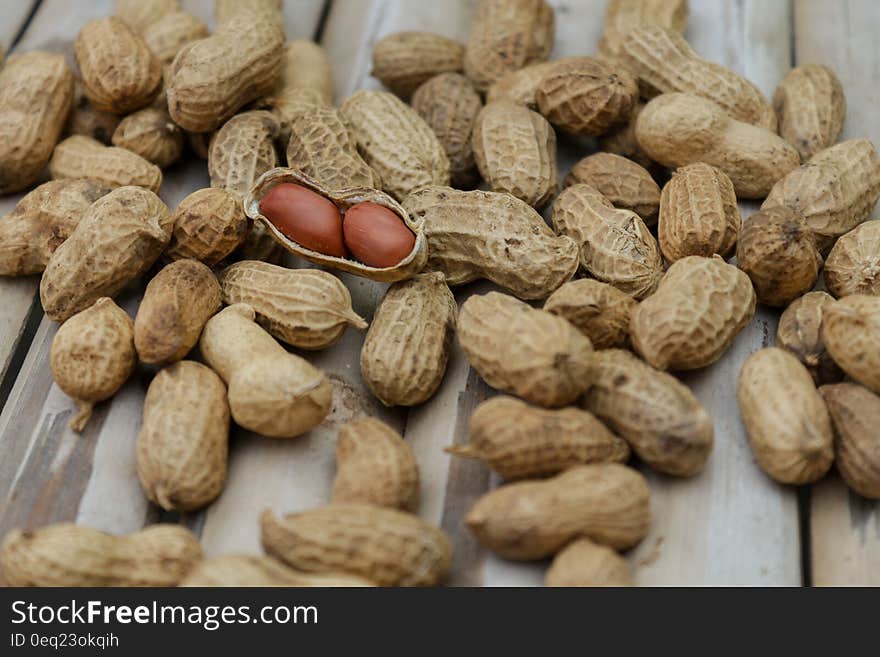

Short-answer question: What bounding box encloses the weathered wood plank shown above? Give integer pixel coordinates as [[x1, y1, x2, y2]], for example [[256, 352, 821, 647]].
[[794, 0, 880, 587], [0, 0, 37, 52]]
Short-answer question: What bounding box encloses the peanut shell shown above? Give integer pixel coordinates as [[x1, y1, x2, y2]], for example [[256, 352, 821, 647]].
[[112, 107, 183, 168], [261, 504, 452, 586], [134, 259, 221, 365], [360, 271, 455, 406], [551, 183, 662, 299], [776, 291, 843, 385], [448, 396, 630, 479], [0, 523, 201, 587], [199, 303, 333, 438], [209, 110, 280, 197], [340, 90, 450, 201], [545, 538, 633, 587], [464, 0, 554, 92], [181, 555, 375, 587], [115, 0, 178, 32], [485, 60, 560, 108], [165, 187, 248, 266], [457, 291, 593, 407], [372, 31, 464, 98], [737, 347, 834, 485], [332, 418, 420, 510], [65, 82, 122, 144], [50, 298, 136, 432], [465, 464, 651, 559], [773, 64, 845, 161], [544, 278, 637, 349], [137, 361, 229, 511], [142, 10, 208, 64], [597, 0, 688, 61], [219, 260, 367, 350], [598, 100, 659, 174], [50, 135, 162, 193], [824, 220, 880, 297], [582, 349, 713, 477], [40, 186, 171, 322], [564, 152, 661, 225], [819, 383, 880, 499], [403, 186, 578, 299], [821, 294, 880, 394], [472, 100, 557, 209], [270, 40, 334, 105]]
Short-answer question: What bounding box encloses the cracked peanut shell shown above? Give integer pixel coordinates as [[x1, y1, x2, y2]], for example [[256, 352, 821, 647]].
[[50, 135, 162, 193], [371, 31, 464, 99], [819, 383, 880, 499], [457, 291, 593, 407], [465, 464, 650, 560], [447, 396, 630, 480], [360, 271, 455, 406], [219, 260, 367, 350], [544, 279, 637, 349], [776, 291, 843, 385], [658, 162, 740, 262], [0, 523, 201, 587], [821, 294, 880, 394], [137, 361, 229, 511], [737, 347, 834, 485], [823, 220, 880, 298], [403, 186, 577, 299], [773, 64, 845, 161], [551, 183, 662, 299], [631, 255, 756, 370], [340, 90, 449, 201], [261, 504, 451, 586], [582, 349, 713, 477], [564, 152, 661, 225], [472, 100, 557, 209], [332, 418, 420, 510]]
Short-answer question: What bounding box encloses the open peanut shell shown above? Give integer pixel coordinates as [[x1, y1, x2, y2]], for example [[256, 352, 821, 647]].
[[245, 167, 428, 283]]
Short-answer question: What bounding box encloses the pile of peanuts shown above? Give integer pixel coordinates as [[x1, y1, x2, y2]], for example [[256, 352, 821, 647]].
[[0, 0, 879, 587]]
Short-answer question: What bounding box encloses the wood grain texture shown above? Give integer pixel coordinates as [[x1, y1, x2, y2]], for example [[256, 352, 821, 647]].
[[795, 0, 880, 587]]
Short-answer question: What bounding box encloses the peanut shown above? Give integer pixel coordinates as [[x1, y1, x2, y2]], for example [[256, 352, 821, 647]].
[[776, 291, 843, 385], [761, 139, 880, 247], [164, 188, 248, 266], [447, 396, 630, 479], [619, 25, 776, 129], [270, 40, 334, 106], [545, 538, 633, 587], [360, 272, 456, 406], [0, 180, 111, 276], [824, 220, 880, 297], [115, 0, 178, 32], [774, 64, 846, 161], [564, 152, 661, 225], [0, 51, 74, 194], [215, 0, 282, 28], [247, 168, 427, 282], [631, 256, 756, 370], [332, 418, 420, 510], [472, 100, 557, 209], [261, 504, 452, 586], [75, 17, 162, 114], [457, 291, 593, 407], [737, 347, 834, 485], [635, 93, 799, 198], [372, 31, 464, 98], [821, 294, 880, 394], [65, 82, 122, 144], [535, 57, 638, 137], [50, 298, 136, 432], [134, 259, 221, 365], [199, 303, 332, 438], [658, 162, 740, 262], [485, 59, 559, 108], [551, 183, 662, 299], [181, 555, 375, 587], [112, 107, 183, 168], [167, 11, 284, 132], [219, 260, 367, 350], [465, 464, 651, 559], [736, 206, 821, 307], [544, 278, 637, 349], [284, 105, 379, 190], [340, 90, 450, 201], [464, 0, 554, 93], [137, 361, 229, 511], [142, 10, 209, 64], [597, 0, 688, 61], [819, 383, 880, 499], [209, 110, 280, 197], [50, 135, 163, 193], [0, 523, 201, 587], [411, 73, 482, 188], [402, 186, 578, 299], [582, 349, 713, 476], [40, 186, 171, 322]]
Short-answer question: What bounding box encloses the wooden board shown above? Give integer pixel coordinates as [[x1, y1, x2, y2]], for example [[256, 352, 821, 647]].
[[0, 0, 36, 51], [794, 0, 880, 587]]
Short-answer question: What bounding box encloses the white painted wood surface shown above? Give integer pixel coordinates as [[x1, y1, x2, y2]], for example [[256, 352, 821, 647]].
[[794, 0, 880, 587]]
